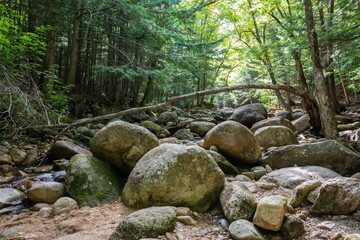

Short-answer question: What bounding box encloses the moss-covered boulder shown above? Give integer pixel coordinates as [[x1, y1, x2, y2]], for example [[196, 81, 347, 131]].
[[121, 144, 225, 212], [65, 154, 125, 207], [140, 120, 162, 137], [90, 121, 159, 176]]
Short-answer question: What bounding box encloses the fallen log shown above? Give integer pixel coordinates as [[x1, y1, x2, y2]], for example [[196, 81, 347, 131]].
[[20, 83, 313, 133]]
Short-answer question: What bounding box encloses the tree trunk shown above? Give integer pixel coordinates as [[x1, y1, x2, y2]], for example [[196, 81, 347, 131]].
[[303, 0, 338, 139], [66, 0, 82, 86]]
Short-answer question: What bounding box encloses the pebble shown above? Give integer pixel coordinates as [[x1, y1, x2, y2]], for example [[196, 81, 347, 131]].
[[310, 231, 321, 238], [176, 207, 190, 216], [199, 230, 208, 235], [353, 212, 360, 222], [33, 165, 54, 173], [177, 216, 197, 225], [38, 207, 52, 217], [331, 232, 342, 240], [220, 218, 230, 230], [241, 172, 255, 180], [175, 232, 187, 240], [265, 165, 272, 173]]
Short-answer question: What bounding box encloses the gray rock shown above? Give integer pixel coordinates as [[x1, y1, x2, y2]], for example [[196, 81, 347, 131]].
[[288, 180, 322, 208], [121, 144, 225, 212], [311, 177, 360, 215], [173, 129, 194, 140], [27, 182, 65, 204], [176, 216, 197, 225], [21, 148, 39, 166], [1, 226, 25, 237], [110, 206, 177, 240], [140, 121, 162, 137], [0, 145, 9, 154], [158, 112, 178, 125], [254, 126, 299, 150], [0, 188, 26, 209], [190, 121, 216, 137], [220, 182, 257, 222], [203, 121, 261, 164], [307, 187, 320, 204], [221, 108, 234, 119], [220, 218, 230, 230], [65, 154, 124, 207], [259, 140, 360, 175], [253, 195, 287, 231], [9, 148, 26, 165], [52, 197, 78, 216], [281, 217, 305, 239], [234, 175, 252, 182], [228, 219, 265, 240], [47, 141, 92, 161], [251, 117, 296, 133], [229, 103, 268, 128], [292, 114, 310, 133], [90, 121, 159, 176], [277, 111, 293, 120], [38, 207, 52, 217], [259, 166, 339, 189], [208, 151, 239, 175]]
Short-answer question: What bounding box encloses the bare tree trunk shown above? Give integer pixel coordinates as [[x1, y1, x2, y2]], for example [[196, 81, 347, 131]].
[[303, 0, 338, 139], [66, 0, 82, 86]]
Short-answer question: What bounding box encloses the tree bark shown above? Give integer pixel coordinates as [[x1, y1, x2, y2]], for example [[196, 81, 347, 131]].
[[66, 0, 82, 86], [303, 0, 338, 139]]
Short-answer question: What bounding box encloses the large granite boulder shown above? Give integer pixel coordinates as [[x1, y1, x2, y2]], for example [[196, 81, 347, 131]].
[[65, 154, 124, 207], [254, 126, 299, 150], [259, 166, 340, 189], [203, 121, 261, 165], [229, 103, 268, 128], [259, 140, 360, 175], [110, 206, 176, 240], [121, 144, 225, 212], [90, 121, 159, 176], [220, 182, 257, 222], [251, 116, 296, 133], [190, 121, 216, 137], [311, 177, 360, 215], [47, 141, 92, 161]]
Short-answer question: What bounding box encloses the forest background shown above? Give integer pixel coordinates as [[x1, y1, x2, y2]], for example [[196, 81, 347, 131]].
[[0, 0, 359, 138]]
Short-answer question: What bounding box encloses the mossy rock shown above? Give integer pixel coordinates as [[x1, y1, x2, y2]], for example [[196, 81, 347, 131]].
[[65, 154, 125, 207]]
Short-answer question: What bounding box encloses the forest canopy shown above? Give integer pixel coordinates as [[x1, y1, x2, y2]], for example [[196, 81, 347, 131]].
[[0, 0, 359, 138]]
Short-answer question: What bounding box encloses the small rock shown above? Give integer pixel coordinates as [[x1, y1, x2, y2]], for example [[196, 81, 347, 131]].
[[332, 232, 342, 240], [256, 182, 275, 190], [22, 148, 39, 166], [173, 129, 194, 140], [353, 212, 360, 222], [175, 232, 187, 240], [220, 218, 230, 230], [318, 221, 335, 230], [176, 207, 190, 216], [352, 172, 360, 179], [210, 145, 218, 152], [235, 175, 252, 182], [9, 148, 26, 165], [265, 165, 272, 173], [228, 219, 265, 240], [52, 197, 78, 216], [0, 154, 13, 165], [38, 207, 52, 217], [344, 234, 360, 240], [310, 231, 321, 238], [176, 216, 197, 225], [0, 188, 26, 209], [54, 159, 69, 170], [253, 170, 267, 180], [241, 172, 255, 180], [253, 195, 287, 231], [33, 165, 53, 173], [32, 203, 50, 211], [289, 180, 322, 208], [1, 226, 25, 237], [307, 187, 320, 204], [281, 217, 305, 239], [199, 230, 208, 235]]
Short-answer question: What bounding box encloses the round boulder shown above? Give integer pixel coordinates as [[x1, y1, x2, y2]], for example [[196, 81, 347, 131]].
[[203, 121, 261, 164], [27, 182, 65, 204], [229, 103, 268, 128], [121, 144, 225, 212], [51, 197, 78, 216], [254, 126, 299, 150], [65, 154, 125, 207], [250, 116, 296, 133], [90, 121, 159, 176], [190, 121, 216, 137], [140, 121, 162, 137]]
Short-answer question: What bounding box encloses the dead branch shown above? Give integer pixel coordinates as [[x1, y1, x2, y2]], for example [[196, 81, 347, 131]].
[[19, 83, 313, 133]]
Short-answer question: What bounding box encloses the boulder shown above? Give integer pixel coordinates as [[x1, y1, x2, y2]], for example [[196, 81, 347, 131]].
[[27, 182, 65, 203], [277, 111, 293, 120], [229, 103, 268, 128], [253, 195, 287, 231], [203, 121, 261, 165], [90, 121, 159, 176], [281, 217, 305, 240], [9, 148, 26, 165], [21, 148, 39, 166], [65, 154, 124, 207], [292, 114, 310, 133], [259, 140, 360, 175], [221, 108, 234, 119], [259, 166, 340, 189], [110, 206, 176, 240], [220, 182, 257, 222], [228, 220, 265, 240], [140, 121, 162, 137], [47, 141, 92, 161], [250, 117, 296, 133], [0, 188, 26, 209], [121, 144, 225, 212], [173, 129, 194, 140], [51, 197, 78, 216], [254, 126, 299, 150], [310, 177, 360, 215], [208, 151, 240, 175], [190, 121, 216, 137], [158, 111, 178, 125]]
